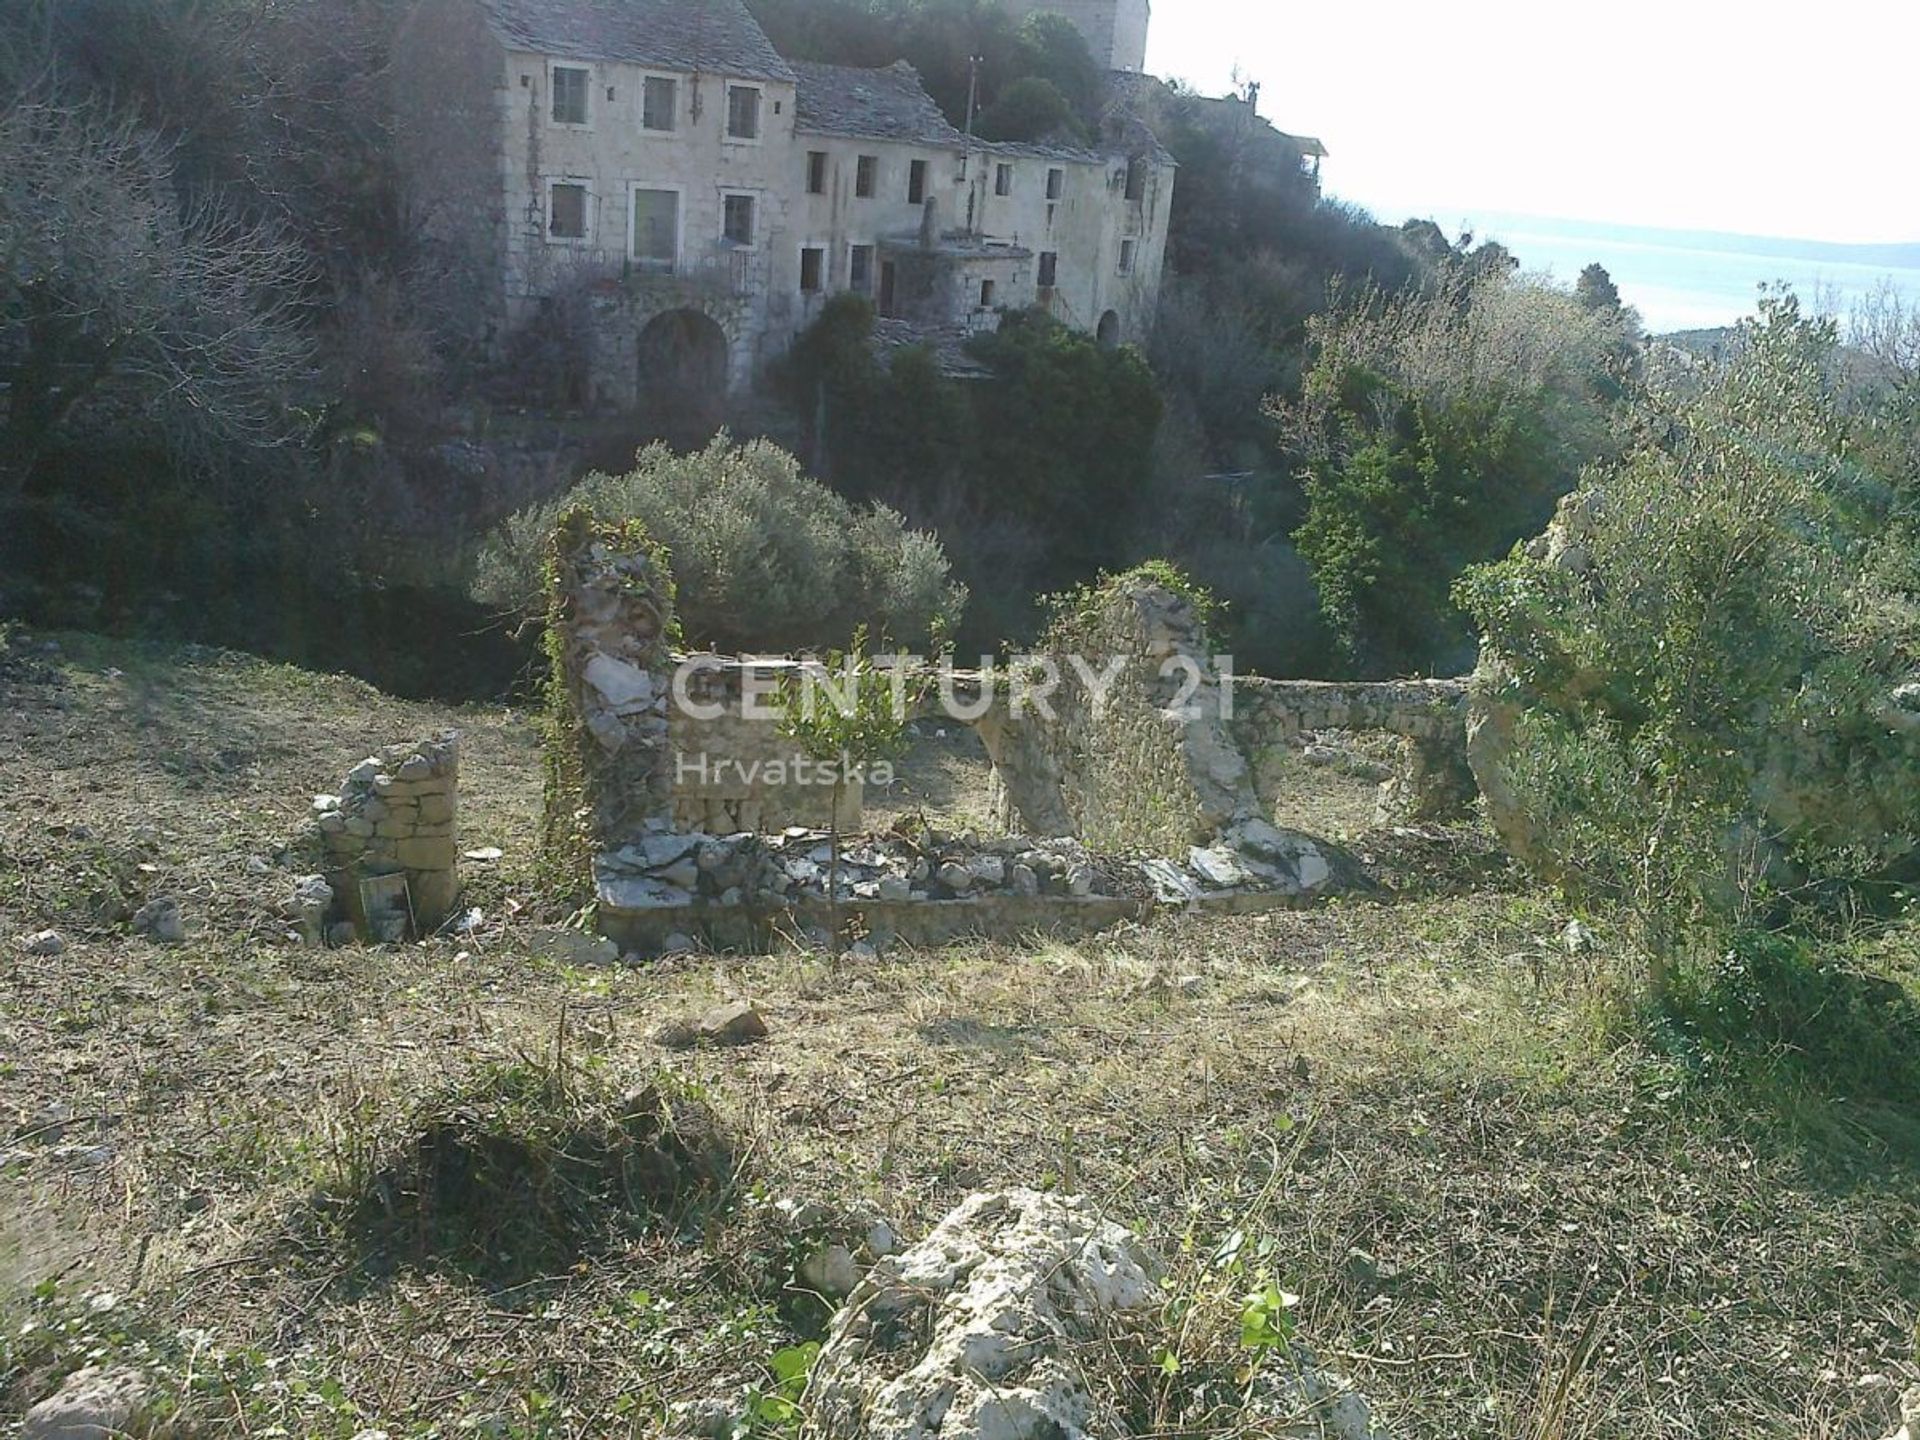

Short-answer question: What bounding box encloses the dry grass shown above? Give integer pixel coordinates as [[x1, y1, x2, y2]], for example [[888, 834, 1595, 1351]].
[[2, 630, 1917, 1438]]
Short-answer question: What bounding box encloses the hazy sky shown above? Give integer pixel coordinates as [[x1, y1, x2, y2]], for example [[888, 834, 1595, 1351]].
[[1145, 0, 1920, 245]]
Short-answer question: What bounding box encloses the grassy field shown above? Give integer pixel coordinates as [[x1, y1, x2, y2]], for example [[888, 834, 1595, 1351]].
[[2, 630, 1917, 1439]]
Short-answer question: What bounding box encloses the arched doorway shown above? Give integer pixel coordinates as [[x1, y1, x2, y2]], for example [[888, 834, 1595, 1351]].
[[1096, 310, 1121, 348], [637, 309, 730, 437]]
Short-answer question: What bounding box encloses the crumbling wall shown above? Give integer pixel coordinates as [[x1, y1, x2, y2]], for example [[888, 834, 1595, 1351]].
[[1230, 678, 1475, 824], [669, 658, 863, 833], [313, 734, 461, 938], [543, 513, 677, 871], [981, 577, 1261, 856]]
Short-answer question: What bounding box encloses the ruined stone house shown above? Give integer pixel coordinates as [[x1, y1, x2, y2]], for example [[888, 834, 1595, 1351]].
[[390, 0, 1177, 407]]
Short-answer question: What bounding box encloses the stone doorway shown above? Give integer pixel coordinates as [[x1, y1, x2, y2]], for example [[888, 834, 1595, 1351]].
[[636, 308, 729, 433]]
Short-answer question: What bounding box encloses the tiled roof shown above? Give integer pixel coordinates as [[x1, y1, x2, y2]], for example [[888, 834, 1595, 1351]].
[[479, 0, 796, 82], [792, 61, 963, 145]]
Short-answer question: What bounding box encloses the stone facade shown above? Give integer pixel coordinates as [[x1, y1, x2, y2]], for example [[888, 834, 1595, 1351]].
[[1000, 0, 1151, 72], [389, 0, 1176, 404], [312, 734, 462, 939]]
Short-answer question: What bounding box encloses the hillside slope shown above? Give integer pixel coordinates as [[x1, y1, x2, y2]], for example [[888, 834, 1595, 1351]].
[[2, 631, 1917, 1438]]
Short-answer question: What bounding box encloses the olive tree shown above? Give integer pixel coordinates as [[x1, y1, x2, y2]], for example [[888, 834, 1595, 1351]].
[[0, 92, 312, 501]]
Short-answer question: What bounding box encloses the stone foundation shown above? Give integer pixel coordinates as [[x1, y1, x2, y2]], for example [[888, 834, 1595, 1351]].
[[312, 733, 461, 939]]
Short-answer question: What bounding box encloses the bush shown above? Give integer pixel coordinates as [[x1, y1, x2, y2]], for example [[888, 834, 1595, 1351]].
[[474, 434, 967, 653], [1278, 270, 1632, 675], [1653, 931, 1920, 1107], [1458, 293, 1920, 959]]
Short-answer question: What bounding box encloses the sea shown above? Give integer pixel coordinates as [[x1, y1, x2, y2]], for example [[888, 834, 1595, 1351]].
[[1407, 210, 1920, 335]]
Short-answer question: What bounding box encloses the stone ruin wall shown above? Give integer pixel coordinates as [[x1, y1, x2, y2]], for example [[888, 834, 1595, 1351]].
[[312, 733, 462, 939], [668, 659, 864, 834], [1228, 678, 1476, 826], [540, 521, 1483, 954]]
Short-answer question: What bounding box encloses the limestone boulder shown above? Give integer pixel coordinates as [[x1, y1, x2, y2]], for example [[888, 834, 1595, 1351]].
[[803, 1190, 1160, 1440], [803, 1189, 1387, 1440], [23, 1365, 155, 1440]]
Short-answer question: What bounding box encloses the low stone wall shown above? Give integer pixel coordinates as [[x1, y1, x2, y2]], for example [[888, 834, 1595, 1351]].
[[668, 658, 863, 833], [595, 816, 1346, 957], [312, 734, 461, 938], [1229, 678, 1475, 824]]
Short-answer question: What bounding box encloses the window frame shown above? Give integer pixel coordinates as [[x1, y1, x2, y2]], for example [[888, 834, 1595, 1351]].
[[640, 73, 679, 133], [799, 246, 826, 293], [908, 158, 928, 205], [848, 243, 875, 295], [1037, 250, 1059, 289], [544, 177, 593, 245], [978, 278, 997, 309], [994, 162, 1014, 197], [855, 154, 878, 198], [548, 62, 593, 128], [626, 181, 684, 273], [725, 83, 763, 142], [1046, 167, 1065, 201], [721, 191, 758, 249], [806, 150, 828, 195], [1118, 238, 1136, 275]]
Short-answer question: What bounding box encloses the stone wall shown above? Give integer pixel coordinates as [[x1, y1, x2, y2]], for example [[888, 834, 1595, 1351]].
[[980, 577, 1262, 856], [668, 658, 863, 833], [312, 734, 461, 939], [1229, 678, 1476, 824], [546, 517, 678, 854]]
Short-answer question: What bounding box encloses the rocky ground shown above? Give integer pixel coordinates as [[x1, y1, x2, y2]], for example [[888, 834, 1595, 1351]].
[[2, 629, 1918, 1439]]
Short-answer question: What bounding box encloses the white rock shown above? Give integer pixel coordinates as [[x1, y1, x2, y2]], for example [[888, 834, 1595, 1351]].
[[800, 1242, 862, 1298], [876, 875, 913, 903], [19, 930, 66, 957], [584, 653, 658, 713], [805, 1191, 1160, 1440], [806, 1190, 1387, 1440], [22, 1364, 153, 1440], [1189, 844, 1257, 889], [345, 758, 381, 785], [1140, 858, 1199, 904]]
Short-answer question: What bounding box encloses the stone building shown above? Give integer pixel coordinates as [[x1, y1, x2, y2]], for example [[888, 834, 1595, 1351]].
[[390, 0, 1176, 407], [1000, 0, 1151, 73]]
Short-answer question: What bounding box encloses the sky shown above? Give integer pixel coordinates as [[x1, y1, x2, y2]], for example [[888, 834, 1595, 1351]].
[[1144, 0, 1920, 246]]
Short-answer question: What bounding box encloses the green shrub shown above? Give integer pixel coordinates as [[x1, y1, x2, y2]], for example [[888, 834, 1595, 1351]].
[[1458, 293, 1920, 960], [1653, 931, 1920, 1108], [474, 434, 966, 653], [1277, 271, 1632, 676]]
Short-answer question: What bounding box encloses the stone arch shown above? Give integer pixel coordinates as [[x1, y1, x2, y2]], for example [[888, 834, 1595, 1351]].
[[637, 307, 731, 417], [1096, 309, 1121, 348]]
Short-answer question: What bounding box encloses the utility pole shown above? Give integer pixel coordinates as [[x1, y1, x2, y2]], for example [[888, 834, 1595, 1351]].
[[963, 53, 982, 235]]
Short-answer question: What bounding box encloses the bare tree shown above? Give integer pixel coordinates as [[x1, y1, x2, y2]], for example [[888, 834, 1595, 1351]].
[[0, 89, 314, 502]]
